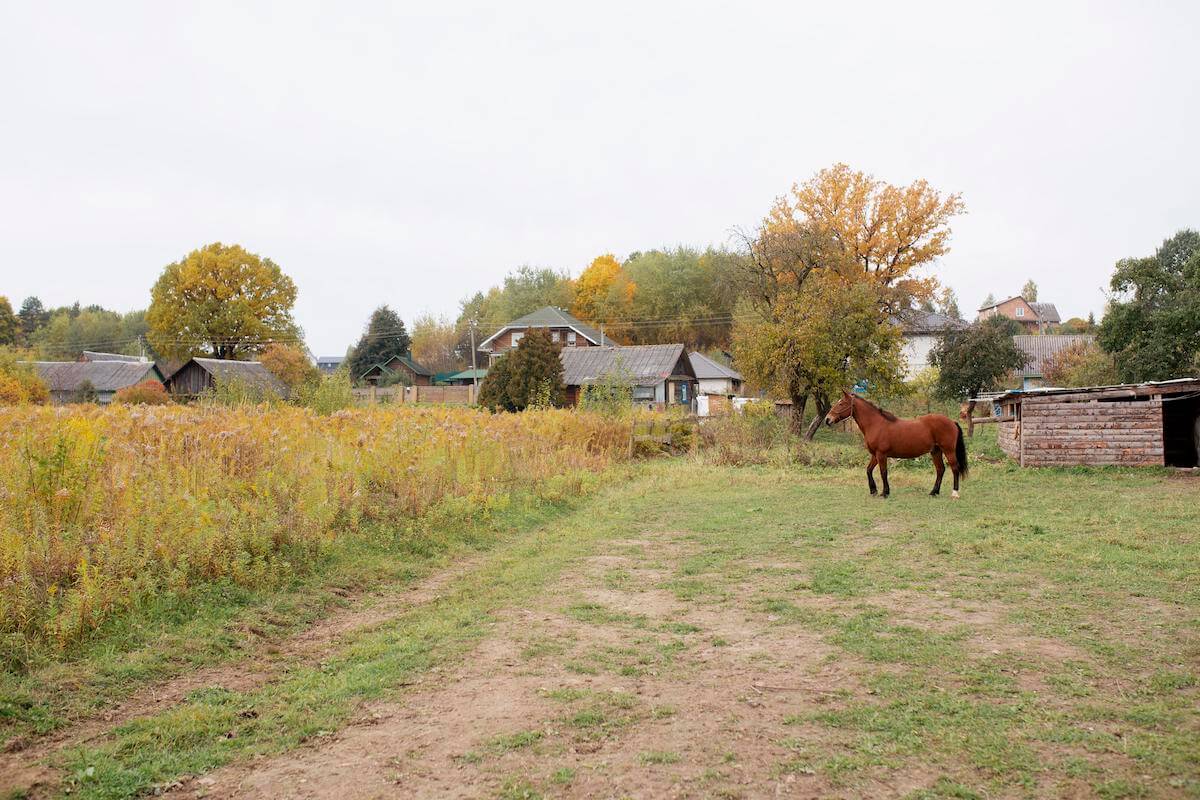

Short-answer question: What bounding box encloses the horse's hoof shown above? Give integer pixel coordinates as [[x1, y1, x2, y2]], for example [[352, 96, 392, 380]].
[[930, 491, 939, 497], [951, 490, 960, 499]]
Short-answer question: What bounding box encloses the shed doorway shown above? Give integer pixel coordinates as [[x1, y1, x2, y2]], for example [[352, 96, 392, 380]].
[[1162, 393, 1200, 467]]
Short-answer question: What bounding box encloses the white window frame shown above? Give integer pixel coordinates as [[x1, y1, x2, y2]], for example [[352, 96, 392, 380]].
[[510, 331, 525, 346], [567, 330, 577, 346], [551, 330, 560, 343], [1015, 307, 1024, 317]]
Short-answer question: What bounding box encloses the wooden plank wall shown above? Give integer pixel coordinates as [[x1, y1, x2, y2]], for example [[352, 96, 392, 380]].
[[1019, 396, 1163, 466]]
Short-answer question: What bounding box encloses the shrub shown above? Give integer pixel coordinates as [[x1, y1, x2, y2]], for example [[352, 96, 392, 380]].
[[579, 364, 634, 417], [295, 371, 354, 415], [112, 380, 171, 405], [699, 400, 787, 465], [1042, 341, 1119, 387], [260, 343, 320, 389], [0, 354, 49, 405]]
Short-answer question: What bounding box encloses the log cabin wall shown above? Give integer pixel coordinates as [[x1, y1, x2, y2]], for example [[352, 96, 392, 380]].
[[1019, 395, 1163, 466], [997, 400, 1021, 461]]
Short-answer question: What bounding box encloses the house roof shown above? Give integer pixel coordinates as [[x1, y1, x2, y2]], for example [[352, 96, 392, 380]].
[[560, 344, 689, 387], [81, 351, 144, 363], [689, 351, 742, 381], [184, 358, 288, 395], [896, 310, 969, 335], [1013, 334, 1094, 377], [446, 368, 488, 381], [978, 295, 1027, 312], [994, 377, 1200, 403], [478, 306, 617, 350], [316, 355, 344, 366], [28, 361, 163, 393], [1029, 302, 1061, 323], [375, 353, 432, 377]]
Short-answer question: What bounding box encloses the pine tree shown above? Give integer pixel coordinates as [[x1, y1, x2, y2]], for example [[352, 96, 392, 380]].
[[346, 306, 411, 380], [477, 329, 565, 411]]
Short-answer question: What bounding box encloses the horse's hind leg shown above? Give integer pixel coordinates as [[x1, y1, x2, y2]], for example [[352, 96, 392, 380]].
[[945, 449, 961, 499], [930, 448, 945, 496], [878, 455, 890, 498], [866, 453, 878, 496]]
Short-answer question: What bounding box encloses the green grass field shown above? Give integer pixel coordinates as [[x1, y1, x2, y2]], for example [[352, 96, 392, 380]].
[[3, 429, 1198, 799]]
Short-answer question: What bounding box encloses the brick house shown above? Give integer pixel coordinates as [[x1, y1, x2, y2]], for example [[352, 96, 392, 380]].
[[977, 296, 1061, 333], [478, 306, 617, 364]]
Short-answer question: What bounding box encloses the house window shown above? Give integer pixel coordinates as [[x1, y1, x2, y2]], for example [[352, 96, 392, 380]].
[[567, 331, 577, 346], [510, 331, 524, 347], [551, 331, 560, 343], [1015, 307, 1024, 317], [632, 386, 655, 401]]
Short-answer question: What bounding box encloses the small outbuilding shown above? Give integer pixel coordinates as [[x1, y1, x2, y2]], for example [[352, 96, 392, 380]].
[[991, 378, 1200, 467], [164, 358, 288, 399], [689, 352, 743, 397], [28, 361, 165, 404]]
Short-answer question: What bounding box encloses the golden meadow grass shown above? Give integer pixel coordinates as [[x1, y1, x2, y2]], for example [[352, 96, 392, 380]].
[[0, 404, 631, 663]]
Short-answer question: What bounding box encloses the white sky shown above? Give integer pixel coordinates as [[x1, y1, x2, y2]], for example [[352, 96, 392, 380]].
[[1, 1, 1197, 356]]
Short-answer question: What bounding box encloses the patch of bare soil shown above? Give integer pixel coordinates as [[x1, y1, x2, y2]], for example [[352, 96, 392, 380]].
[[175, 532, 864, 799], [0, 556, 483, 799]]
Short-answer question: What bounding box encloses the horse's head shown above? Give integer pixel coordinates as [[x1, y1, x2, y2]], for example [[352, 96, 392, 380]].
[[825, 390, 854, 426]]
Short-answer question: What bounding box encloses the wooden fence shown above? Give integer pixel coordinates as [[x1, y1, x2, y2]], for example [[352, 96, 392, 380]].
[[352, 385, 476, 405]]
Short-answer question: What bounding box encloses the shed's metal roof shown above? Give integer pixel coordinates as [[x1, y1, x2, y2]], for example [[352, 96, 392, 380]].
[[81, 351, 144, 363], [560, 344, 688, 387], [446, 368, 488, 381], [688, 351, 742, 381], [479, 306, 616, 350], [28, 361, 162, 393], [993, 377, 1200, 403], [1013, 334, 1094, 377]]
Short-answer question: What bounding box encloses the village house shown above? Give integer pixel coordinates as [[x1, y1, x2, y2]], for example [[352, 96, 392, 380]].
[[689, 352, 743, 397], [560, 344, 697, 409], [163, 357, 288, 398], [316, 355, 344, 374], [28, 360, 165, 404], [1013, 334, 1095, 389], [357, 353, 433, 386], [977, 296, 1061, 334], [990, 378, 1200, 468], [478, 306, 617, 364], [897, 310, 968, 380]]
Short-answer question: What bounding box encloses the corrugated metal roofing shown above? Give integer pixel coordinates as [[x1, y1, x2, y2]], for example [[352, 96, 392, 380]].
[[688, 351, 742, 381], [1029, 302, 1061, 323], [81, 351, 143, 363], [28, 361, 162, 393], [897, 310, 969, 335], [1013, 334, 1094, 377], [994, 377, 1200, 402], [560, 344, 687, 387]]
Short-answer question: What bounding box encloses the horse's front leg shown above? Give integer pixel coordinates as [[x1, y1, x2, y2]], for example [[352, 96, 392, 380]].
[[866, 453, 878, 496], [878, 455, 890, 498]]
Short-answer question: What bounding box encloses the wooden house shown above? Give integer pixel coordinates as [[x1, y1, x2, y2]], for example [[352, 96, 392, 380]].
[[560, 344, 696, 409], [478, 306, 617, 364], [28, 360, 164, 404], [991, 379, 1200, 467], [164, 358, 287, 398], [358, 354, 433, 386]]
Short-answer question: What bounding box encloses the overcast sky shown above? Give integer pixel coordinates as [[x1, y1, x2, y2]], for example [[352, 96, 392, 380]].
[[2, 1, 1196, 356]]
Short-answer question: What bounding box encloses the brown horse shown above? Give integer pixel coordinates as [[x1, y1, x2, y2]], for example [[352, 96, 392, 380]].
[[825, 390, 968, 499]]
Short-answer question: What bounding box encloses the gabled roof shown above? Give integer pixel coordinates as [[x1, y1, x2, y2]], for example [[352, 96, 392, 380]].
[[372, 353, 432, 377], [896, 310, 969, 335], [689, 351, 742, 381], [1013, 334, 1094, 377], [978, 295, 1029, 313], [183, 358, 288, 395], [560, 344, 690, 387], [81, 351, 144, 363], [316, 355, 344, 366], [446, 368, 488, 381], [1029, 302, 1061, 324], [28, 361, 163, 393], [478, 306, 617, 350]]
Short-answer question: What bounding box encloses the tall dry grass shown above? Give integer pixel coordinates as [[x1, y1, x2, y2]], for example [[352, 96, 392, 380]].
[[0, 404, 630, 663]]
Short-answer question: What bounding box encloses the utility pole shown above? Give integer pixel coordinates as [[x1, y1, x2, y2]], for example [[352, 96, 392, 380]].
[[469, 322, 479, 403]]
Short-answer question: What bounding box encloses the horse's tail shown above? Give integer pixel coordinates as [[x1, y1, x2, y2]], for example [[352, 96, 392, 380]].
[[955, 422, 969, 479]]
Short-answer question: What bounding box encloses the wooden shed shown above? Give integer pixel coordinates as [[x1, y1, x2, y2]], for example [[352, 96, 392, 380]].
[[991, 379, 1200, 467], [164, 358, 288, 399]]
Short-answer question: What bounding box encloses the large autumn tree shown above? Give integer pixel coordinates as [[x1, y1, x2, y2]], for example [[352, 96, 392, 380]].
[[732, 165, 964, 433], [410, 312, 462, 374], [571, 254, 633, 331], [147, 243, 300, 360], [0, 297, 18, 346]]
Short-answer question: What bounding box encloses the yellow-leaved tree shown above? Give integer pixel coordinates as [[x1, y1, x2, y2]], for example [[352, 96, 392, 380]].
[[571, 254, 634, 336], [147, 243, 301, 360]]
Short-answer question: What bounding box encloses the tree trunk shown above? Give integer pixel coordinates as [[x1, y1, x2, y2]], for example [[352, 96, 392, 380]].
[[804, 395, 830, 441], [788, 392, 808, 436]]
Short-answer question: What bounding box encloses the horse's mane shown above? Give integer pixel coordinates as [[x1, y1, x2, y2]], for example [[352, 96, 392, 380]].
[[856, 396, 898, 422]]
